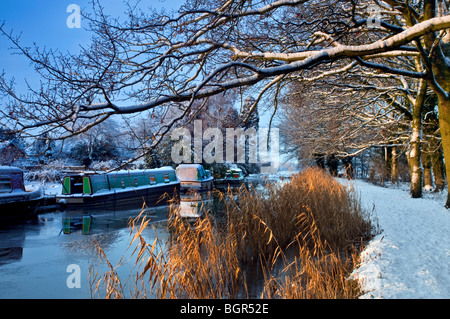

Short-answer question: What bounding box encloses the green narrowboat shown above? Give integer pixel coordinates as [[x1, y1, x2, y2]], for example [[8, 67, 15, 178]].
[[215, 168, 246, 189], [56, 167, 180, 208]]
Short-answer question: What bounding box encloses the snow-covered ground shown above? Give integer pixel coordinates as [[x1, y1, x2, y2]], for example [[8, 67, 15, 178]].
[[343, 179, 450, 299]]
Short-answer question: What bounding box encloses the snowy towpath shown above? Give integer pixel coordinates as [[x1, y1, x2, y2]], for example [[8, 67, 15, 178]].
[[344, 179, 450, 299]]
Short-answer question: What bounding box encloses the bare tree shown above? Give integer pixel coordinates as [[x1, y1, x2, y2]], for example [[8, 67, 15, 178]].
[[0, 0, 449, 203], [66, 118, 122, 167]]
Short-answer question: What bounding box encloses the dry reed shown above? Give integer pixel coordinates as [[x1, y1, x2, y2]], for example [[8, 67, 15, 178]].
[[90, 167, 372, 299]]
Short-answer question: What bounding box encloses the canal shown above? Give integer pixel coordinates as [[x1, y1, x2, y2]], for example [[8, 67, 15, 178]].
[[0, 176, 280, 299], [0, 203, 172, 299]]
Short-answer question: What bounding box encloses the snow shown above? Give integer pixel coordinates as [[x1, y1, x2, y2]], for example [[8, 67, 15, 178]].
[[26, 181, 61, 196], [344, 179, 450, 299]]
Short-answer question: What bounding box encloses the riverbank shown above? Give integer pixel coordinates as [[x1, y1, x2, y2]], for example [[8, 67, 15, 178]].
[[344, 179, 450, 299]]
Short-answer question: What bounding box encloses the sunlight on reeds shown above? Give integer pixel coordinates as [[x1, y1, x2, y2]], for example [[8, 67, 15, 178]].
[[89, 167, 372, 299]]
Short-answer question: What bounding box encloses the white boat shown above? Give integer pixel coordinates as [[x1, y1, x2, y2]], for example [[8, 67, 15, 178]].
[[176, 164, 214, 192]]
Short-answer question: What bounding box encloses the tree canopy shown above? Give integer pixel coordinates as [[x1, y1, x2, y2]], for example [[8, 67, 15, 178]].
[[0, 0, 449, 203]]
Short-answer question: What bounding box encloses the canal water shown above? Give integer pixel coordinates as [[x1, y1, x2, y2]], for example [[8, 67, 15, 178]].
[[0, 176, 279, 299], [0, 202, 174, 299]]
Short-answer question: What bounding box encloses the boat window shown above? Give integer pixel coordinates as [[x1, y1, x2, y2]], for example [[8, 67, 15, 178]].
[[149, 175, 156, 185], [70, 176, 84, 194], [134, 177, 138, 186], [0, 178, 12, 193], [163, 174, 170, 183]]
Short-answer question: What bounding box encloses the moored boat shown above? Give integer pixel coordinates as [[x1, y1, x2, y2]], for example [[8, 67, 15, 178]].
[[56, 167, 180, 208], [0, 166, 43, 222], [225, 168, 245, 184], [176, 164, 214, 192], [215, 168, 246, 189]]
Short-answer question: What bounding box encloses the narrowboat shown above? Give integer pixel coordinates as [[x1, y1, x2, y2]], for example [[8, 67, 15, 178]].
[[56, 167, 180, 208], [224, 168, 245, 185], [176, 164, 214, 192], [215, 168, 246, 189], [0, 166, 43, 222]]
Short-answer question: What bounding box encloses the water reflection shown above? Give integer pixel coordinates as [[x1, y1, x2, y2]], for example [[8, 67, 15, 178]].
[[0, 175, 280, 298], [0, 198, 176, 298], [0, 247, 23, 265], [56, 191, 221, 236], [0, 218, 38, 266], [177, 191, 218, 219], [59, 204, 171, 236]]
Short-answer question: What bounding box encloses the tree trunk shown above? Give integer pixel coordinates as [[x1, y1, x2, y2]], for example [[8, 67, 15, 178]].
[[409, 80, 427, 198], [423, 0, 450, 205], [432, 146, 445, 192], [432, 52, 450, 203], [422, 151, 433, 191], [438, 97, 450, 207], [409, 120, 422, 198], [391, 146, 399, 184], [384, 147, 391, 182], [434, 58, 450, 203]]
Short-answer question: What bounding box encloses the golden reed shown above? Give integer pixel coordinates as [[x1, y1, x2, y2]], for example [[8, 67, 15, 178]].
[[90, 167, 372, 299]]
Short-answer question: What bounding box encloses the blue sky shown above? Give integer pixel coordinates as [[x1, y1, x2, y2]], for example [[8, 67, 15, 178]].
[[1, 1, 87, 84], [0, 1, 276, 131], [0, 0, 182, 87]]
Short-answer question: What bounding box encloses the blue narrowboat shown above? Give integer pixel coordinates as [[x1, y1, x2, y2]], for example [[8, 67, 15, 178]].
[[56, 167, 180, 208], [0, 166, 43, 222]]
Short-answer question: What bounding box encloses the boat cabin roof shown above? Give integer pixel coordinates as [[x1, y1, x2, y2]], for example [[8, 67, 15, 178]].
[[108, 167, 175, 176], [63, 167, 175, 177], [0, 166, 24, 175], [176, 164, 210, 181], [176, 164, 204, 169]]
